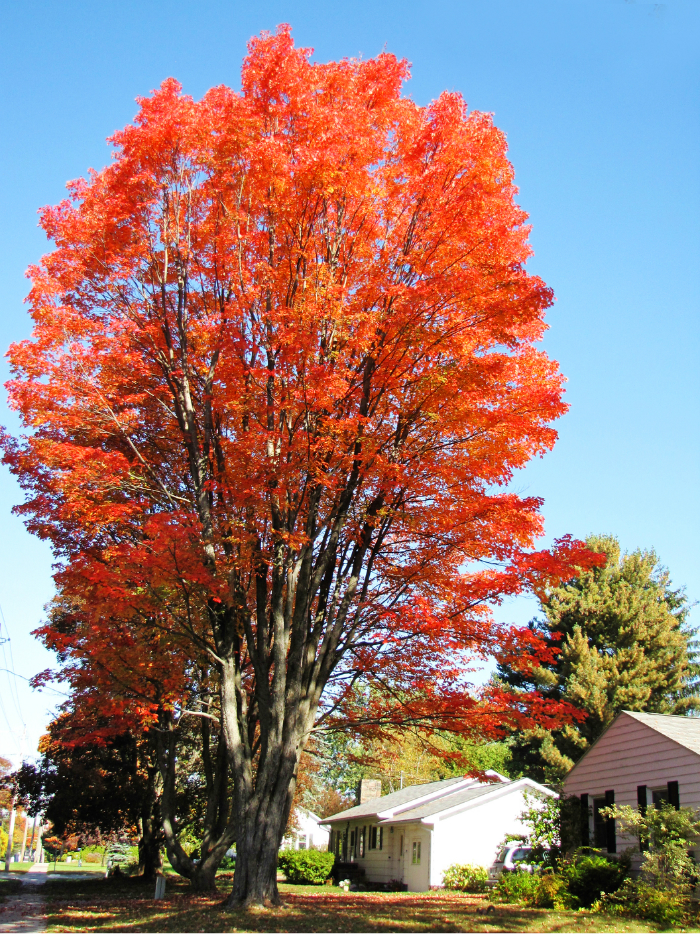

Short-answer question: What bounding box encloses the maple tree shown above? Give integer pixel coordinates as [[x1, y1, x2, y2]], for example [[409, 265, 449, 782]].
[[34, 591, 230, 889], [16, 711, 164, 879], [3, 26, 598, 905]]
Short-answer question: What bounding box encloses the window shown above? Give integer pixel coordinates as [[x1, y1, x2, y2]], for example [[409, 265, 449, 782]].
[[652, 788, 669, 807], [360, 826, 366, 858], [370, 826, 378, 850], [412, 841, 421, 865]]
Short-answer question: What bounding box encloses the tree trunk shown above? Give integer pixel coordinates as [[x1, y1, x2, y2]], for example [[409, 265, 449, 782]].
[[227, 790, 289, 908], [138, 815, 163, 882]]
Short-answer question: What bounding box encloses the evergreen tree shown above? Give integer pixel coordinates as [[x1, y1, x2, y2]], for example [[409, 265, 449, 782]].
[[499, 535, 699, 782]]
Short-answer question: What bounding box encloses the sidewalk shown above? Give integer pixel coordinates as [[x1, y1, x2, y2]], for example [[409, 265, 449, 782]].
[[0, 864, 49, 933]]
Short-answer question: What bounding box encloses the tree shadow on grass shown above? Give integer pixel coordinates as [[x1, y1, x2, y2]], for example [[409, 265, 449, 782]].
[[41, 882, 667, 933]]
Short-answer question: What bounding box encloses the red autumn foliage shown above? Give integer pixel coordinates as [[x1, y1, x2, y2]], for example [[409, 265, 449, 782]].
[[3, 26, 600, 904]]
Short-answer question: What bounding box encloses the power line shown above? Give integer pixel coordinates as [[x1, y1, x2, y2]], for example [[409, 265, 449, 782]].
[[0, 603, 26, 731], [0, 669, 68, 698]]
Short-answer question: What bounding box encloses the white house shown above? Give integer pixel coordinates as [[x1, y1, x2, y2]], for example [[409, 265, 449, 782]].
[[281, 806, 330, 851], [322, 773, 555, 891], [563, 710, 700, 856]]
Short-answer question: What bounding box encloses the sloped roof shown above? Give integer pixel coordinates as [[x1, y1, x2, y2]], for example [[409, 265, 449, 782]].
[[621, 711, 700, 756], [321, 776, 469, 824], [387, 780, 510, 822]]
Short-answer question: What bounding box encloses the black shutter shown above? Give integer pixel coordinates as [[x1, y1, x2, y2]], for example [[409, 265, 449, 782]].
[[668, 780, 680, 810], [379, 827, 383, 850], [580, 794, 589, 846], [637, 785, 647, 814], [637, 785, 648, 851], [605, 790, 616, 854]]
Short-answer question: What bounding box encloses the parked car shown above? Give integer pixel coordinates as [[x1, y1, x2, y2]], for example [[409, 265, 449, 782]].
[[489, 843, 546, 880]]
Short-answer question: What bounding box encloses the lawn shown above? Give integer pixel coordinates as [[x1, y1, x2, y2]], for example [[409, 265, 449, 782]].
[[7, 862, 106, 874], [9, 873, 690, 933]]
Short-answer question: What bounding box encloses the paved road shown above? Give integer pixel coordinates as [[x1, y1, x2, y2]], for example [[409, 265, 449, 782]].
[[0, 865, 49, 933], [0, 866, 108, 932]]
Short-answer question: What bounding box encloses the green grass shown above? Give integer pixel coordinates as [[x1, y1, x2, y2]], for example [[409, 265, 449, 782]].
[[5, 862, 106, 874], [32, 873, 697, 933]]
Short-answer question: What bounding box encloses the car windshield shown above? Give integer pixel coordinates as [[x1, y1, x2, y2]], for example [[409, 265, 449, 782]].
[[496, 847, 509, 862], [511, 848, 531, 861]]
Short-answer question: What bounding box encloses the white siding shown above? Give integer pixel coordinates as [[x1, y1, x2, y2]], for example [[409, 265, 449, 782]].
[[281, 808, 329, 850], [429, 786, 537, 886], [563, 712, 700, 853], [339, 818, 402, 884]]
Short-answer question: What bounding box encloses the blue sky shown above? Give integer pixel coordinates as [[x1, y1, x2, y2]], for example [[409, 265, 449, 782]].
[[0, 0, 698, 764]]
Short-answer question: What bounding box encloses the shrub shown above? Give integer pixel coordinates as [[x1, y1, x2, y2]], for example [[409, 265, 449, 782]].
[[495, 868, 568, 908], [527, 869, 568, 909], [442, 863, 488, 892], [558, 851, 628, 908], [495, 868, 541, 903], [219, 855, 236, 871], [594, 879, 687, 928], [277, 848, 335, 885]]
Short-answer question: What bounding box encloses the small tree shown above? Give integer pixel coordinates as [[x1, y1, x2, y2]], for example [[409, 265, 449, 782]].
[[593, 803, 700, 926], [606, 802, 700, 891], [519, 791, 582, 863]]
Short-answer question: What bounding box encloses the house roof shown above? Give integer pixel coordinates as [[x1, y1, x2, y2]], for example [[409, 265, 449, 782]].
[[321, 775, 470, 824], [386, 780, 511, 822], [618, 711, 700, 756], [323, 774, 555, 826]]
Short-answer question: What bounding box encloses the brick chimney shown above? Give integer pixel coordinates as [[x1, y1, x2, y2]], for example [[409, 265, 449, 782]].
[[356, 778, 382, 805]]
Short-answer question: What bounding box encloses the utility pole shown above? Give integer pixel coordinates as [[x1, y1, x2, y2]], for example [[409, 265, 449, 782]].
[[33, 820, 44, 863], [4, 790, 17, 871], [19, 812, 28, 863], [27, 815, 37, 858]]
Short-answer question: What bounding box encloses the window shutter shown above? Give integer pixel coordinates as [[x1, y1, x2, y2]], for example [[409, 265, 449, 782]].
[[668, 780, 680, 810], [637, 785, 647, 813], [580, 794, 589, 846], [379, 826, 383, 850], [605, 790, 616, 854], [637, 785, 648, 851]]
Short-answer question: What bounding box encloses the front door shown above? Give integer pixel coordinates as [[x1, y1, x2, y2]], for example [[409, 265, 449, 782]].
[[404, 832, 430, 891]]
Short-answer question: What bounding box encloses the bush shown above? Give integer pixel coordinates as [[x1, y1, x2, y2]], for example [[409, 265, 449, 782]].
[[527, 869, 568, 909], [442, 863, 488, 892], [277, 848, 335, 885], [558, 851, 628, 908], [495, 868, 541, 904], [495, 868, 567, 908], [594, 879, 687, 928], [219, 855, 236, 871]]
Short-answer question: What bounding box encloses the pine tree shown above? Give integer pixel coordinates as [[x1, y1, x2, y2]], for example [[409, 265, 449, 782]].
[[499, 535, 699, 782]]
